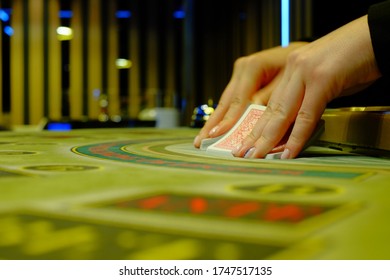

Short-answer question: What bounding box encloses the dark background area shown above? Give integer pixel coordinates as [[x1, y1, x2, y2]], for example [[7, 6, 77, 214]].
[[311, 0, 390, 107], [1, 0, 389, 126]]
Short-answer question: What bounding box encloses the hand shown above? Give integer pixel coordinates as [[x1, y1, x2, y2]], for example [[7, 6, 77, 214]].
[[233, 15, 382, 159], [193, 42, 308, 148]]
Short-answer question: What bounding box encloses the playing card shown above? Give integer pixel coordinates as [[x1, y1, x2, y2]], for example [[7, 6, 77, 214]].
[[209, 104, 266, 153], [199, 134, 224, 150], [200, 104, 324, 159], [201, 104, 282, 159]]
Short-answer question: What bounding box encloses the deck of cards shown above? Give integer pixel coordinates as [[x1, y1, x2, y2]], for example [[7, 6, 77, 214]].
[[200, 104, 324, 159]]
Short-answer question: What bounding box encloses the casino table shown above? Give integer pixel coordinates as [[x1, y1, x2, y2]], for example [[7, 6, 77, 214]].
[[0, 126, 389, 260]]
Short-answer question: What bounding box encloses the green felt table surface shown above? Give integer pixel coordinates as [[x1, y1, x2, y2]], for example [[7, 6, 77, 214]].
[[0, 128, 389, 260]]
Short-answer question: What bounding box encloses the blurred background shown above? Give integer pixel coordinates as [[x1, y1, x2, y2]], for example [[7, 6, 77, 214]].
[[0, 0, 383, 128]]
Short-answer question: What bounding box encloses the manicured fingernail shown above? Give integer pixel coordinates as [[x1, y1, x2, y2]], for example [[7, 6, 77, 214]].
[[193, 135, 199, 146], [209, 126, 219, 136], [281, 148, 290, 159], [244, 147, 256, 158], [232, 144, 242, 155]]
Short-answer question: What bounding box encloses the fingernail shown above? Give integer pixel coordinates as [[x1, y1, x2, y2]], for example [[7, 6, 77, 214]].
[[232, 144, 242, 155], [244, 147, 256, 158], [281, 148, 290, 160], [209, 126, 219, 136], [193, 135, 199, 146]]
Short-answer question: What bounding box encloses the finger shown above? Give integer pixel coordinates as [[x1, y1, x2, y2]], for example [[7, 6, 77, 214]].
[[245, 55, 306, 158], [214, 54, 280, 130], [195, 56, 269, 147], [197, 42, 306, 146], [282, 85, 327, 159], [231, 75, 290, 157], [244, 72, 305, 158], [231, 74, 287, 157], [194, 61, 245, 148], [193, 82, 236, 148]]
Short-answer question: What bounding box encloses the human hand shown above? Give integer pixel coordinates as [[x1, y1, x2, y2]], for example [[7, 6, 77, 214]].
[[232, 15, 382, 159], [193, 42, 308, 148]]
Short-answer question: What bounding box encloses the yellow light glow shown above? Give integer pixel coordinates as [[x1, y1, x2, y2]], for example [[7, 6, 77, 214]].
[[116, 58, 132, 69], [56, 26, 73, 41]]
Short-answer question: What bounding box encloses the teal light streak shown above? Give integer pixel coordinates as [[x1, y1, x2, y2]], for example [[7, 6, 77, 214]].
[[281, 0, 290, 46]]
